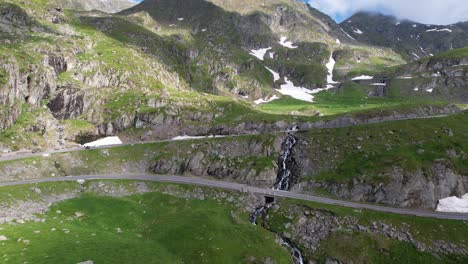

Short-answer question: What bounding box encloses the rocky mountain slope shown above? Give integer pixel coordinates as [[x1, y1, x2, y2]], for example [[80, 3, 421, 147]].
[[344, 47, 468, 103], [340, 11, 468, 61], [0, 0, 408, 152]]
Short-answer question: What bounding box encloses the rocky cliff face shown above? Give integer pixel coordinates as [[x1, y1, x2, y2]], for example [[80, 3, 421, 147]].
[[304, 163, 468, 210], [0, 53, 57, 130], [382, 50, 468, 102], [0, 134, 282, 189], [265, 204, 468, 262], [151, 136, 282, 187], [288, 110, 468, 210]]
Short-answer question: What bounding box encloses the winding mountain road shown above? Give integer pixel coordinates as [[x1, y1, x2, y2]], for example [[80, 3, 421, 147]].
[[1, 174, 466, 221], [0, 110, 459, 163]]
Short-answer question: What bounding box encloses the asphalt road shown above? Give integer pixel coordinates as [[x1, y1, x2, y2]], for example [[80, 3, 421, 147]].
[[0, 112, 455, 163], [0, 174, 466, 221]]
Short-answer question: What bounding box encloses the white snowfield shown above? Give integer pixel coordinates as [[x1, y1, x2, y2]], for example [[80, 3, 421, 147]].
[[340, 28, 356, 40], [83, 136, 122, 148], [326, 54, 339, 85], [250, 47, 272, 61], [276, 77, 314, 102], [412, 52, 420, 59], [426, 28, 453, 33], [352, 75, 374, 80], [352, 28, 363, 34], [254, 95, 280, 104], [432, 72, 442, 77], [436, 194, 468, 213], [265, 66, 280, 81], [279, 37, 298, 49], [261, 48, 339, 103]]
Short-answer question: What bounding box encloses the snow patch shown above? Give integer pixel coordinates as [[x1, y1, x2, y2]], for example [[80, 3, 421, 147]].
[[276, 77, 314, 102], [335, 39, 341, 44], [411, 52, 420, 59], [395, 22, 401, 26], [432, 72, 442, 77], [371, 83, 386, 86], [397, 76, 413, 79], [426, 28, 453, 33], [201, 28, 207, 32], [177, 18, 184, 21], [83, 137, 122, 148], [352, 75, 374, 81], [352, 28, 363, 34], [269, 51, 275, 59], [325, 54, 338, 84], [340, 28, 356, 40], [419, 47, 426, 54], [250, 47, 272, 61], [427, 88, 434, 93], [279, 37, 298, 49], [436, 194, 468, 213], [412, 24, 417, 28], [265, 66, 280, 81], [309, 85, 334, 94], [413, 87, 419, 91], [254, 95, 280, 104]]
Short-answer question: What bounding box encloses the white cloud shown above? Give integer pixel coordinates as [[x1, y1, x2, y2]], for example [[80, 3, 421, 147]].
[[308, 0, 468, 25]]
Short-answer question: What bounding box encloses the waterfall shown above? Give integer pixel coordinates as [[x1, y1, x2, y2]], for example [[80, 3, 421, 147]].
[[249, 203, 272, 225], [249, 130, 304, 264], [273, 133, 297, 191], [280, 237, 304, 264]]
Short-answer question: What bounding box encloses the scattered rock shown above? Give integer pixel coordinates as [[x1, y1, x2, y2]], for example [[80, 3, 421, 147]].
[[74, 212, 84, 218]]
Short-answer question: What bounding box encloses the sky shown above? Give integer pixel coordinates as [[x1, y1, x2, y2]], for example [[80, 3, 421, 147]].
[[306, 0, 468, 25]]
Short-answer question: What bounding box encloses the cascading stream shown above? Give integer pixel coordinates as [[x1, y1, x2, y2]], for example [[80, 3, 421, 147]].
[[249, 131, 304, 264], [273, 133, 297, 191]]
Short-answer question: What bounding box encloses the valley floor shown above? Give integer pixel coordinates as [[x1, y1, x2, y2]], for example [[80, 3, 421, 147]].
[[0, 180, 467, 264]]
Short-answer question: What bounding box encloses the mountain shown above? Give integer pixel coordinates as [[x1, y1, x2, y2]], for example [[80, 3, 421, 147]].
[[340, 11, 468, 61], [60, 0, 137, 13], [0, 1, 467, 263]]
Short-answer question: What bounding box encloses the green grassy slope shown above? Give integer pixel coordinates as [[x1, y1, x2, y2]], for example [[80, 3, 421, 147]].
[[0, 181, 291, 263], [299, 111, 467, 184], [1, 181, 467, 263]]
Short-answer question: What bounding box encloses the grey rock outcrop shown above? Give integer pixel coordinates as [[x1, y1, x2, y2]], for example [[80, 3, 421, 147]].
[[268, 205, 468, 260], [306, 163, 468, 210], [48, 87, 85, 119]]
